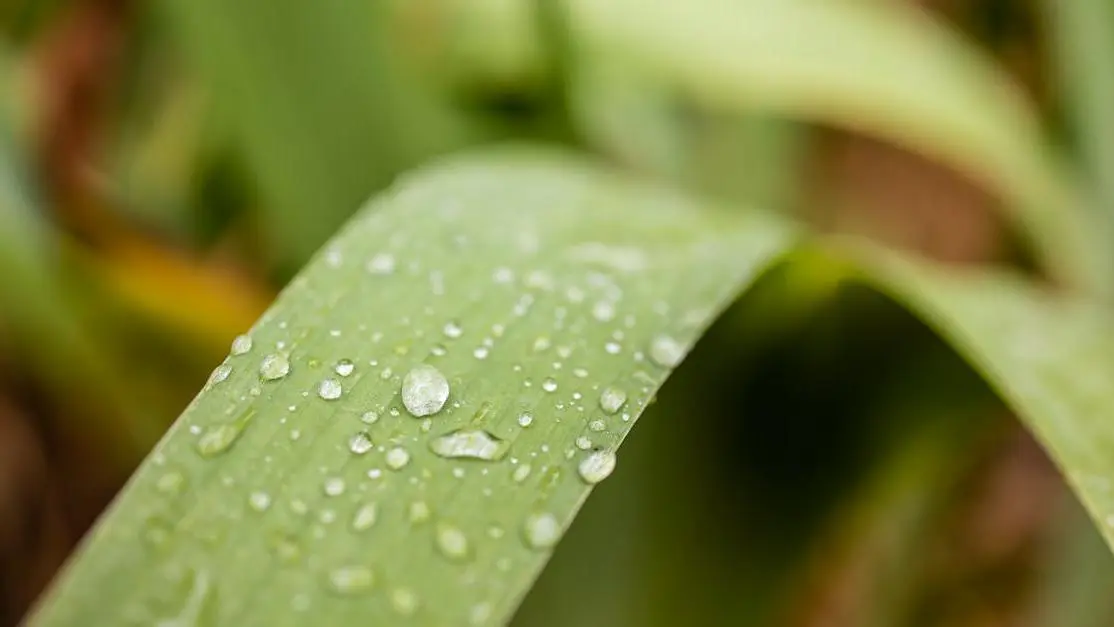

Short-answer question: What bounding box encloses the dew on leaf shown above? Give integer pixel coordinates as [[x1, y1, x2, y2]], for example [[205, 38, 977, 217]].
[[360, 411, 379, 425], [386, 447, 411, 470], [156, 472, 185, 494], [435, 523, 471, 561], [248, 491, 271, 512], [409, 501, 432, 524], [334, 359, 355, 377], [230, 334, 253, 356], [588, 420, 606, 432], [401, 365, 450, 417], [327, 565, 375, 595], [443, 320, 463, 339], [323, 477, 346, 496], [649, 334, 686, 367], [352, 503, 378, 531], [430, 429, 508, 461], [512, 464, 532, 483], [196, 424, 243, 457], [366, 253, 396, 275], [542, 378, 558, 393], [348, 431, 374, 455], [259, 354, 290, 381], [599, 386, 627, 414], [318, 378, 343, 400], [578, 450, 617, 484], [517, 413, 533, 428], [390, 587, 420, 616], [575, 436, 592, 450], [523, 512, 561, 549], [209, 364, 232, 385]]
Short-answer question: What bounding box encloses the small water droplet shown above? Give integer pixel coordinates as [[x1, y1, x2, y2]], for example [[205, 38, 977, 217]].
[[352, 503, 378, 531], [386, 447, 411, 470], [260, 354, 291, 380], [512, 464, 532, 483], [366, 253, 396, 275], [523, 512, 561, 549], [604, 341, 621, 355], [469, 602, 493, 625], [588, 420, 606, 432], [599, 387, 627, 414], [348, 431, 374, 455], [390, 587, 420, 616], [435, 523, 470, 561], [473, 346, 489, 360], [323, 477, 346, 497], [380, 367, 394, 380], [517, 413, 533, 428], [578, 450, 617, 484], [248, 491, 271, 512], [401, 365, 450, 417], [327, 565, 375, 595], [542, 378, 558, 393], [334, 359, 355, 377], [649, 334, 685, 367], [209, 364, 232, 385], [318, 378, 343, 400], [429, 429, 508, 461], [533, 336, 551, 352], [573, 368, 589, 378], [409, 500, 431, 524], [156, 472, 185, 494], [230, 334, 253, 356], [592, 301, 616, 322], [575, 436, 592, 450], [360, 410, 379, 425], [196, 424, 242, 457], [443, 320, 463, 339]]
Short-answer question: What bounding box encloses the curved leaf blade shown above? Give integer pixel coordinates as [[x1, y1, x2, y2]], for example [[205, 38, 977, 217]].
[[29, 150, 796, 626], [567, 0, 1112, 294]]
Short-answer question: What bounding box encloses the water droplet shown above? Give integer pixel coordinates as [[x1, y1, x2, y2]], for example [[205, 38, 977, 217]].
[[196, 424, 242, 457], [230, 334, 254, 356], [523, 512, 561, 549], [386, 447, 411, 470], [542, 378, 558, 393], [352, 503, 378, 531], [429, 429, 508, 461], [517, 413, 533, 428], [409, 500, 431, 524], [575, 436, 592, 450], [649, 334, 685, 367], [391, 587, 420, 616], [260, 354, 290, 381], [578, 450, 617, 484], [209, 364, 232, 385], [348, 431, 374, 455], [588, 420, 606, 432], [573, 367, 589, 378], [380, 367, 394, 380], [327, 565, 375, 595], [323, 477, 346, 496], [366, 253, 396, 275], [401, 365, 450, 417], [435, 523, 470, 561], [443, 321, 463, 339], [473, 346, 489, 360], [469, 602, 493, 625], [318, 378, 343, 400], [334, 359, 355, 377], [512, 464, 532, 483], [591, 301, 616, 322], [360, 411, 379, 425], [155, 472, 185, 494], [604, 341, 621, 355], [599, 387, 627, 414], [248, 491, 271, 512], [533, 336, 551, 352]]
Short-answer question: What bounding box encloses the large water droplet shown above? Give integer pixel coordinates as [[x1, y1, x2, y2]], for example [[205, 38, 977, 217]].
[[230, 334, 253, 356], [401, 365, 450, 417], [334, 359, 355, 377], [386, 447, 411, 470], [348, 431, 374, 455], [352, 503, 378, 531], [429, 429, 508, 461], [327, 565, 375, 595], [260, 354, 291, 381], [523, 512, 561, 549], [196, 424, 242, 457], [318, 378, 343, 400], [435, 523, 470, 561], [578, 450, 617, 484], [390, 587, 420, 616], [598, 386, 627, 414], [649, 334, 685, 367]]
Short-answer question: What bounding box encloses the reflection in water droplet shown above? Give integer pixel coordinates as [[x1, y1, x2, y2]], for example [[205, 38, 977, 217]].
[[348, 431, 374, 455], [401, 365, 450, 417], [523, 512, 561, 549], [435, 523, 470, 561], [649, 334, 685, 367], [386, 447, 411, 470], [429, 429, 508, 461], [599, 387, 627, 414], [390, 587, 420, 616], [327, 565, 375, 595], [578, 450, 617, 484], [318, 378, 343, 400], [334, 359, 355, 377], [231, 334, 253, 355], [248, 491, 271, 512], [209, 364, 232, 385], [260, 354, 291, 381], [352, 503, 378, 531], [196, 424, 242, 457]]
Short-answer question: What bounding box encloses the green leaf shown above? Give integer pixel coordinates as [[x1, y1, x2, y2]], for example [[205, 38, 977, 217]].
[[566, 0, 1113, 294], [157, 0, 470, 270], [28, 149, 796, 626]]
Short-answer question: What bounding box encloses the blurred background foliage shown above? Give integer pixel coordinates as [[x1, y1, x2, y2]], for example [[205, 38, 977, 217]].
[[2, 0, 1114, 625]]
